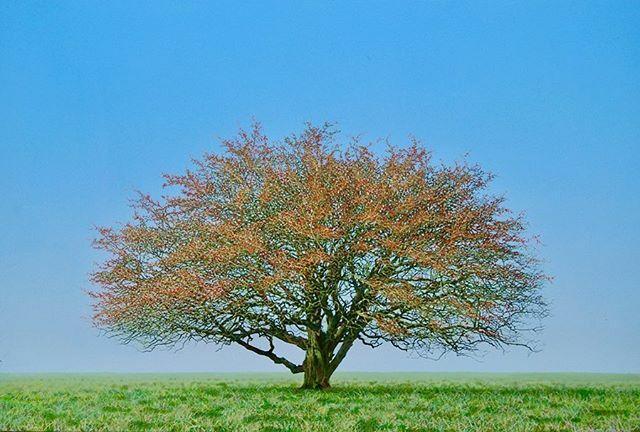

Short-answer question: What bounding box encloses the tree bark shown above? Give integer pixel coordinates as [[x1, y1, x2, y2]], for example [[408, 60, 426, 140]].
[[301, 347, 331, 389], [300, 332, 332, 389]]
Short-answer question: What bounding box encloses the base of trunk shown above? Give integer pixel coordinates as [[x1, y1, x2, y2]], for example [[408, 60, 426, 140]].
[[300, 363, 332, 389], [300, 378, 331, 390]]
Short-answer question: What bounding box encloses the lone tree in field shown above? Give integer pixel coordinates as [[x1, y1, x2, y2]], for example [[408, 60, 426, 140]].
[[91, 123, 547, 389]]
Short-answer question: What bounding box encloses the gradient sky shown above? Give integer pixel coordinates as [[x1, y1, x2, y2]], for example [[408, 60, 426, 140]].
[[1, 1, 638, 373]]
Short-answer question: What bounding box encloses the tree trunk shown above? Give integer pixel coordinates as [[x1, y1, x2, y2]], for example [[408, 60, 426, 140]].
[[300, 333, 332, 389], [301, 347, 331, 389]]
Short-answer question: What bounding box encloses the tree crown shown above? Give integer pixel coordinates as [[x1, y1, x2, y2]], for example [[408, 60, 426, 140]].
[[91, 123, 547, 385]]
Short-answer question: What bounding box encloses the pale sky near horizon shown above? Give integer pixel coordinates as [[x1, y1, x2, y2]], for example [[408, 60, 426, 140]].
[[1, 1, 638, 374]]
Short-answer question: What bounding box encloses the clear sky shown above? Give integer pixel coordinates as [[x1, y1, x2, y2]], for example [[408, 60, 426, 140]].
[[1, 1, 638, 374]]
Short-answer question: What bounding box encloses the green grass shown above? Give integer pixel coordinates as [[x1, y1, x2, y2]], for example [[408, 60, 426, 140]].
[[1, 373, 639, 431]]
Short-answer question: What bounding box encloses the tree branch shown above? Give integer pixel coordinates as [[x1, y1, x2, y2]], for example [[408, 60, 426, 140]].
[[234, 338, 303, 373]]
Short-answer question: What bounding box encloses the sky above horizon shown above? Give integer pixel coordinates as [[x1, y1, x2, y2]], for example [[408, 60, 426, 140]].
[[1, 1, 639, 374]]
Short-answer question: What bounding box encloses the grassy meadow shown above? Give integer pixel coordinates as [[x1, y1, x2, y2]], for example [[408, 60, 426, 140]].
[[1, 372, 639, 431]]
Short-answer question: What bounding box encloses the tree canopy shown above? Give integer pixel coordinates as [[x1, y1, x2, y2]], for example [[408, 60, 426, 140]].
[[91, 123, 547, 388]]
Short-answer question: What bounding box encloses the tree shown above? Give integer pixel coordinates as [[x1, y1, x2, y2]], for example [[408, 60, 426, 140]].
[[91, 123, 547, 389]]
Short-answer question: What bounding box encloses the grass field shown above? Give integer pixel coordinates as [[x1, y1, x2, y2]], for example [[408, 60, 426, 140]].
[[1, 373, 639, 431]]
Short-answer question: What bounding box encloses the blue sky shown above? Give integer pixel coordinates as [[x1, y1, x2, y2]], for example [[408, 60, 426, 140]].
[[1, 1, 638, 373]]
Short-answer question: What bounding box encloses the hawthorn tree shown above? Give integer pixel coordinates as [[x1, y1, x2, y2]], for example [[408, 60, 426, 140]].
[[91, 123, 547, 389]]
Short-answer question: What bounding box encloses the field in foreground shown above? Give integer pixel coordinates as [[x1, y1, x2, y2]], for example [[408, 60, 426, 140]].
[[1, 373, 639, 431]]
